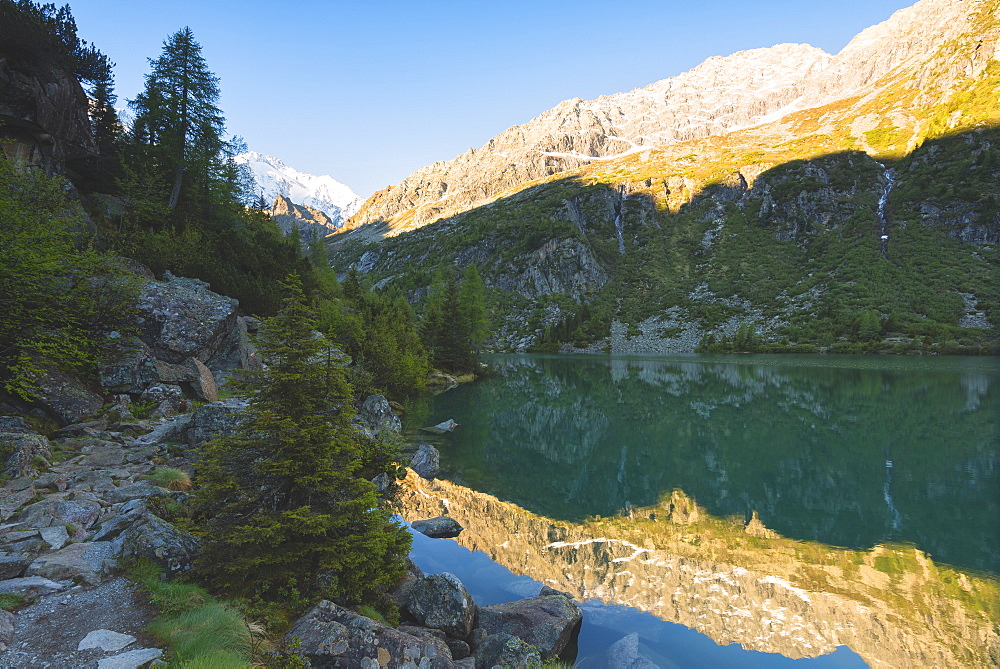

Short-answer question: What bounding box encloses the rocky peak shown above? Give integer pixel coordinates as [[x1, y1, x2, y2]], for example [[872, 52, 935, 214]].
[[270, 194, 338, 240], [339, 0, 996, 240]]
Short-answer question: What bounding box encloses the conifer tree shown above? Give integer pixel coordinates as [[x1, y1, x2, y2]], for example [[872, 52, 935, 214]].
[[195, 276, 410, 603], [130, 27, 226, 211]]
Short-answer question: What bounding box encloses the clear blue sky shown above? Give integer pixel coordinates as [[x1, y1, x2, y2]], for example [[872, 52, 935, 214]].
[[70, 0, 914, 196]]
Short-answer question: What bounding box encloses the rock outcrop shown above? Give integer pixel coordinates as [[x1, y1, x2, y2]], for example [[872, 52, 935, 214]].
[[0, 56, 96, 173], [270, 194, 339, 240]]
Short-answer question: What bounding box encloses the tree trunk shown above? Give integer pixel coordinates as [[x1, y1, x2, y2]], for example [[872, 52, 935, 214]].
[[168, 165, 184, 210]]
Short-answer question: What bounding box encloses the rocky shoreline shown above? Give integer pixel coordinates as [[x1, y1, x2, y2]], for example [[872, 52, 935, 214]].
[[0, 271, 583, 668]]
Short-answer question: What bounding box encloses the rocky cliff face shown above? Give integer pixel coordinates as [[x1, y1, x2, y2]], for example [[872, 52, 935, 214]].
[[270, 195, 339, 241], [0, 57, 96, 174], [339, 0, 992, 238], [398, 474, 1000, 669]]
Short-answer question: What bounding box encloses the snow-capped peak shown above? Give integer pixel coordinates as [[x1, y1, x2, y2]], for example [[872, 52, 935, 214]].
[[234, 151, 363, 226]]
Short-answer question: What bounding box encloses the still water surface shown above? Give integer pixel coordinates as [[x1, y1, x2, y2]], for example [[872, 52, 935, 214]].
[[402, 354, 1000, 667]]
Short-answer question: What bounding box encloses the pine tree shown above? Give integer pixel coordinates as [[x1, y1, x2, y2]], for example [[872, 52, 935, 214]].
[[195, 276, 410, 603], [129, 27, 226, 211]]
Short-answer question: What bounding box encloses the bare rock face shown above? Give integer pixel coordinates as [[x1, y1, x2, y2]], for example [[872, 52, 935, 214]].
[[286, 600, 455, 668], [0, 57, 96, 173]]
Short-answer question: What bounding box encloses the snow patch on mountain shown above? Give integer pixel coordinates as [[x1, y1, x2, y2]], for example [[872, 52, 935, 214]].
[[235, 151, 363, 226]]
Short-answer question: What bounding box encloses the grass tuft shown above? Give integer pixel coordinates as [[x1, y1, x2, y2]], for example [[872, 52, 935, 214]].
[[147, 467, 193, 491]]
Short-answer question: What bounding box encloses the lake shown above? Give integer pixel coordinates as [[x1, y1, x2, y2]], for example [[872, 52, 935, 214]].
[[401, 354, 1000, 667]]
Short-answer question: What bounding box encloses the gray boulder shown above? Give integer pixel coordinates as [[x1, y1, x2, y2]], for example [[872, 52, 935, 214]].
[[49, 420, 107, 439], [26, 541, 115, 585], [411, 516, 463, 539], [14, 498, 102, 530], [104, 483, 171, 505], [0, 609, 13, 652], [474, 591, 582, 660], [404, 573, 476, 639], [136, 273, 239, 365], [473, 632, 542, 669], [358, 395, 401, 434], [24, 365, 103, 426], [286, 600, 455, 668], [0, 552, 33, 579], [0, 576, 67, 595], [0, 417, 30, 433], [182, 398, 247, 447], [2, 432, 52, 478], [98, 338, 158, 395], [115, 514, 199, 577], [409, 444, 441, 479]]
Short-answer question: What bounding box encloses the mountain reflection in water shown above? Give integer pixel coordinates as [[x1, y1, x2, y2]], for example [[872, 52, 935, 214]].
[[401, 353, 1000, 667]]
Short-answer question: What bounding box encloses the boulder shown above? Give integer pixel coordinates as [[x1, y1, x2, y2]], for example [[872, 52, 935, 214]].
[[286, 600, 455, 668], [187, 358, 218, 402], [104, 483, 171, 505], [420, 419, 459, 435], [182, 399, 247, 447], [39, 525, 69, 550], [23, 365, 104, 426], [49, 420, 108, 439], [115, 514, 199, 577], [474, 592, 582, 660], [98, 338, 159, 395], [207, 315, 261, 372], [388, 558, 426, 612], [409, 444, 441, 479], [607, 632, 659, 669], [78, 629, 137, 652], [26, 541, 115, 585], [132, 413, 192, 447], [404, 573, 476, 639], [0, 576, 67, 595], [411, 516, 463, 539], [2, 432, 52, 478], [0, 609, 13, 652], [358, 395, 402, 434], [96, 648, 163, 669], [14, 498, 102, 530], [473, 632, 542, 669], [0, 417, 30, 433], [136, 273, 240, 365], [0, 552, 32, 579]]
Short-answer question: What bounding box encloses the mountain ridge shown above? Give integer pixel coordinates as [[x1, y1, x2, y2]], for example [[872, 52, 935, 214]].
[[337, 0, 989, 240]]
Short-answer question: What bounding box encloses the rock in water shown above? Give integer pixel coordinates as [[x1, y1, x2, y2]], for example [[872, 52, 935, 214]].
[[474, 591, 582, 660], [411, 516, 463, 539], [410, 444, 441, 479], [421, 419, 459, 435]]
